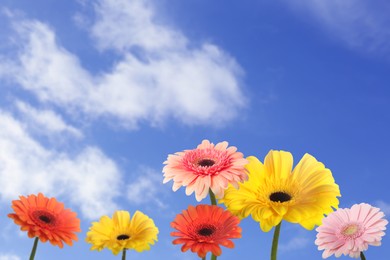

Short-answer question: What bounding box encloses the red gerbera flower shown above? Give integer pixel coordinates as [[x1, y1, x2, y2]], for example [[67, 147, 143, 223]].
[[163, 140, 248, 201], [8, 193, 81, 248], [171, 204, 242, 258]]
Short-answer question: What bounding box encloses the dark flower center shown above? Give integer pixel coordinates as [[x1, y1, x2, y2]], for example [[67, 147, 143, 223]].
[[197, 226, 216, 236], [269, 192, 292, 203], [117, 234, 130, 240], [198, 159, 215, 167], [32, 210, 56, 226], [39, 215, 51, 223]]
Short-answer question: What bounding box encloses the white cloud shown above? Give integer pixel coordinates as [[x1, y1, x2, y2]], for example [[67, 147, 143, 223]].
[[0, 0, 247, 222], [0, 254, 20, 260], [8, 20, 94, 105], [375, 200, 390, 216], [91, 0, 187, 52], [126, 167, 167, 209], [279, 236, 310, 252], [287, 0, 390, 56], [0, 110, 121, 219], [15, 101, 83, 138], [0, 0, 246, 129]]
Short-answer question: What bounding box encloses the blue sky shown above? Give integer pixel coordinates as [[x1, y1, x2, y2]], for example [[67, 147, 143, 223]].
[[0, 0, 389, 259]]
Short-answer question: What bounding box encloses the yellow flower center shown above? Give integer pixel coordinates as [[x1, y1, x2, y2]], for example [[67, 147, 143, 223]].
[[340, 223, 364, 239], [342, 224, 359, 236]]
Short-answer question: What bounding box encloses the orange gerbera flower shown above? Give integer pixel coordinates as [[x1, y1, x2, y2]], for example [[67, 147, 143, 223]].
[[8, 193, 81, 248], [171, 204, 241, 258]]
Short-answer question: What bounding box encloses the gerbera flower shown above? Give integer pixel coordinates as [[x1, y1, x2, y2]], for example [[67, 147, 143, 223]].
[[163, 139, 248, 202], [8, 193, 80, 248], [221, 150, 341, 232], [171, 204, 241, 258], [315, 203, 388, 259], [86, 210, 159, 256]]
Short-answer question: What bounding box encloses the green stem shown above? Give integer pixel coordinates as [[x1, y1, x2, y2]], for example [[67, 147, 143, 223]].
[[202, 257, 206, 260], [209, 189, 217, 260], [122, 249, 127, 260], [271, 222, 282, 260], [29, 237, 39, 260], [360, 252, 366, 260], [209, 189, 217, 206]]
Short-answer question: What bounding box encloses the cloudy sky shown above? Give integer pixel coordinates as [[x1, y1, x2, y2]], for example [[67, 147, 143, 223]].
[[0, 0, 389, 259]]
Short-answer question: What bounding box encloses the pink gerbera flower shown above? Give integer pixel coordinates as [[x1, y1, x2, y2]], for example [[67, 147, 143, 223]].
[[163, 140, 248, 201], [315, 203, 388, 259]]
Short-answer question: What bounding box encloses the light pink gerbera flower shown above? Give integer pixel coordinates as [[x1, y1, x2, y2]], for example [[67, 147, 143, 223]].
[[315, 203, 388, 259], [163, 140, 248, 201]]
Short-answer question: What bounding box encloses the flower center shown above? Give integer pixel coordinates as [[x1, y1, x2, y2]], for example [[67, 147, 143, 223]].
[[117, 234, 130, 240], [269, 192, 292, 203], [341, 224, 362, 238], [197, 225, 216, 236], [39, 215, 51, 223], [32, 210, 56, 226], [197, 159, 215, 167]]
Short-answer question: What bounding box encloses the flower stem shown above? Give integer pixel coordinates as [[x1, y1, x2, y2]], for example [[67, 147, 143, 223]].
[[209, 189, 217, 206], [29, 237, 39, 260], [122, 249, 127, 260], [209, 189, 218, 260], [271, 222, 282, 260], [202, 257, 206, 260], [360, 252, 366, 260]]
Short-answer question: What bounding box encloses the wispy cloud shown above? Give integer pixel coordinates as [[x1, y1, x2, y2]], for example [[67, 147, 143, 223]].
[[126, 166, 168, 209], [0, 254, 20, 260], [90, 0, 187, 52], [375, 200, 390, 216], [15, 101, 83, 139], [0, 110, 121, 219], [287, 0, 390, 56], [0, 0, 246, 129], [279, 235, 310, 252]]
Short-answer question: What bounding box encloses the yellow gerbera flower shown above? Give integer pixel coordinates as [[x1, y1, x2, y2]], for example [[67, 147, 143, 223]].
[[220, 150, 341, 232], [86, 210, 159, 255]]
